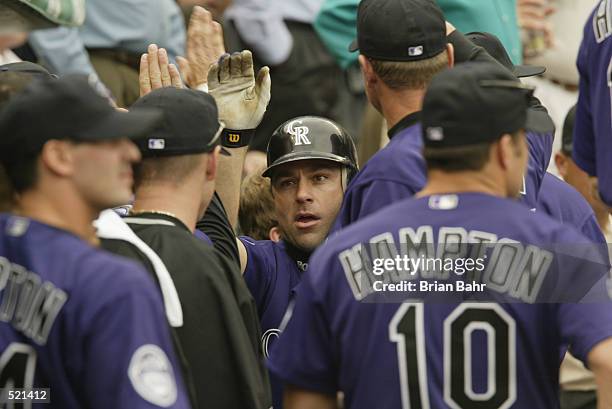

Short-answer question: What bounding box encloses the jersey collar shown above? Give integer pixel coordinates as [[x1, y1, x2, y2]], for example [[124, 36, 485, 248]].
[[282, 240, 311, 272], [387, 111, 422, 139]]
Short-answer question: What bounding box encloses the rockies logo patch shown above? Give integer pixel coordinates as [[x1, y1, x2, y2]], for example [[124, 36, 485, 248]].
[[128, 344, 177, 407]]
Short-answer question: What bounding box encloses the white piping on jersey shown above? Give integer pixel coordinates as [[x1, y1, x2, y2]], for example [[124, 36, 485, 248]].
[[94, 210, 184, 327], [124, 218, 176, 226]]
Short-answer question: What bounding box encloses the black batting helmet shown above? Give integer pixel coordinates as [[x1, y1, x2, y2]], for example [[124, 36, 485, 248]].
[[262, 116, 358, 179]]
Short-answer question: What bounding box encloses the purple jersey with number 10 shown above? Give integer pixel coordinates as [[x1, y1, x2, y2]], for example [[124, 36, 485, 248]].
[[0, 214, 191, 409], [574, 0, 612, 205], [269, 193, 612, 409]]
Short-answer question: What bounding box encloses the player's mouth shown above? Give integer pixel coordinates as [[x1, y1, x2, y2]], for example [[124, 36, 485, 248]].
[[294, 212, 321, 229]]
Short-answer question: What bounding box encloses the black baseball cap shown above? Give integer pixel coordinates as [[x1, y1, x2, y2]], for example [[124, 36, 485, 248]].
[[466, 32, 545, 78], [0, 61, 56, 78], [0, 74, 162, 163], [348, 0, 447, 61], [561, 104, 577, 155], [130, 87, 229, 157], [422, 62, 551, 148]]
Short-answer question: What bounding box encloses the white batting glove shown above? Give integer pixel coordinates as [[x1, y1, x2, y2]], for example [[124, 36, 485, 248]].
[[208, 50, 271, 130]]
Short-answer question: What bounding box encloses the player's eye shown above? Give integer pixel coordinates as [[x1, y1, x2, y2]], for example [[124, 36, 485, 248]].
[[277, 178, 297, 189], [313, 173, 330, 183]]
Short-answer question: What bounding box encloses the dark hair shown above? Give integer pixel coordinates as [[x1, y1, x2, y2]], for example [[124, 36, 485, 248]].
[[424, 131, 522, 172], [3, 155, 38, 194]]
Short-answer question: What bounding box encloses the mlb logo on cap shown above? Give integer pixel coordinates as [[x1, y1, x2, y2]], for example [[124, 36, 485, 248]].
[[426, 127, 444, 141], [408, 46, 424, 57], [148, 138, 166, 150]]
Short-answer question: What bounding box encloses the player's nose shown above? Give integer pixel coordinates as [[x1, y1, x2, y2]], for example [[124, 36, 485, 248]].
[[295, 179, 314, 203], [121, 139, 142, 163]]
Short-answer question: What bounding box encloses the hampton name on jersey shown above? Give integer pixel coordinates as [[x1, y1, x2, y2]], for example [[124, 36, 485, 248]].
[[0, 214, 190, 409], [574, 0, 612, 205], [269, 193, 612, 409]]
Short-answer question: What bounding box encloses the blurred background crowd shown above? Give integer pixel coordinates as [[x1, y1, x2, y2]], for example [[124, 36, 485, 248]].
[[0, 0, 592, 176]]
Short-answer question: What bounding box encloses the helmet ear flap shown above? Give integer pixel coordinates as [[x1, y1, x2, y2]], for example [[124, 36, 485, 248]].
[[341, 166, 358, 192]]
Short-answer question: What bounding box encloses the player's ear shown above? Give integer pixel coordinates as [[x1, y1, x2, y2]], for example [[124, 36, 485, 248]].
[[497, 134, 515, 171], [554, 152, 568, 178], [359, 55, 378, 87], [446, 43, 454, 68], [205, 146, 221, 181], [269, 226, 281, 242], [40, 140, 75, 177]]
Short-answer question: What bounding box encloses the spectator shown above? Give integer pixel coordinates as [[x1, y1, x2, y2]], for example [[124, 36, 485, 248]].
[[28, 0, 185, 107], [0, 0, 84, 64]]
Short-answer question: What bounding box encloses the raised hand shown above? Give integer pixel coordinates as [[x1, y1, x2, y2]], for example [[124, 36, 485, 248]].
[[208, 50, 271, 131], [176, 6, 226, 89], [139, 44, 183, 96]]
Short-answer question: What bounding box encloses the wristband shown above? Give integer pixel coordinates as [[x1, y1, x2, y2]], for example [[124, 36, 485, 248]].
[[221, 128, 255, 148]]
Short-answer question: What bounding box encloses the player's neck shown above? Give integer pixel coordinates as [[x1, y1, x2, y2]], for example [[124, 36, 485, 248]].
[[418, 171, 507, 198], [132, 183, 201, 232], [16, 187, 100, 245], [595, 210, 612, 235], [379, 87, 425, 130]]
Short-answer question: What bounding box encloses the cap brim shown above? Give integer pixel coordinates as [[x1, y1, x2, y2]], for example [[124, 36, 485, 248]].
[[525, 109, 555, 134], [513, 64, 546, 78], [348, 39, 359, 52], [78, 109, 163, 141], [0, 61, 55, 78]]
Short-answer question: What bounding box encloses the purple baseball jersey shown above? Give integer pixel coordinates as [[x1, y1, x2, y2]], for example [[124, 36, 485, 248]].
[[332, 114, 553, 229], [537, 173, 606, 245], [269, 193, 612, 409], [332, 113, 426, 232], [522, 130, 554, 209], [239, 237, 304, 408], [0, 214, 191, 409], [573, 0, 612, 205]]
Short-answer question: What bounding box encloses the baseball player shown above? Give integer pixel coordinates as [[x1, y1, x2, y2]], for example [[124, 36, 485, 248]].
[[573, 0, 612, 207], [241, 117, 358, 408], [0, 75, 191, 408], [332, 0, 555, 231], [537, 105, 607, 245], [100, 50, 273, 409], [202, 112, 358, 408], [268, 62, 612, 409]]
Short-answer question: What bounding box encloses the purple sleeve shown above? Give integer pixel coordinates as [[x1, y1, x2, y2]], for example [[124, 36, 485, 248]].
[[572, 33, 597, 176], [579, 212, 607, 244], [333, 180, 419, 231], [267, 269, 338, 395], [522, 130, 554, 208], [83, 270, 191, 409], [558, 297, 612, 366], [240, 237, 274, 313]]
